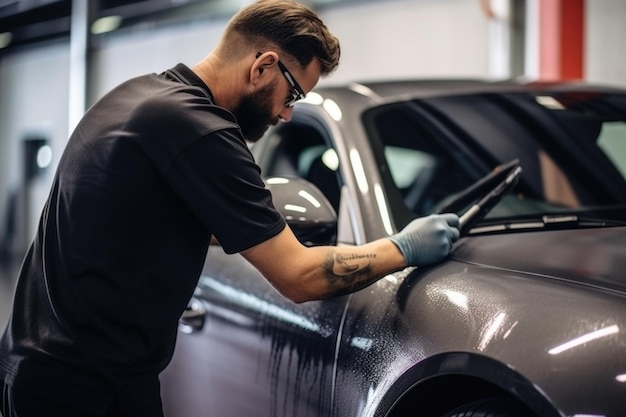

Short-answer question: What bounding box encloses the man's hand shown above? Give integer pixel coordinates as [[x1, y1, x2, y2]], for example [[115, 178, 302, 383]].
[[388, 213, 460, 266]]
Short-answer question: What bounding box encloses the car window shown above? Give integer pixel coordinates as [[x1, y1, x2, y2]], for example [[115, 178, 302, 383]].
[[419, 92, 626, 207], [428, 92, 626, 209], [257, 121, 342, 212], [596, 122, 626, 179], [364, 104, 480, 217], [384, 146, 436, 189], [364, 90, 626, 229]]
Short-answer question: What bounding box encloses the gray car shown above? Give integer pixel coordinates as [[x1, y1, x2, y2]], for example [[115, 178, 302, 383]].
[[160, 79, 626, 417]]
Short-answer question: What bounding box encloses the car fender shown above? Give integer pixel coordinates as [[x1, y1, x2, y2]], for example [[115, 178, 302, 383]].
[[333, 260, 626, 417]]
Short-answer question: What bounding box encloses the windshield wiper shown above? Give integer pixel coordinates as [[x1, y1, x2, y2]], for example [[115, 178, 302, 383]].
[[467, 214, 626, 234], [437, 159, 521, 214]]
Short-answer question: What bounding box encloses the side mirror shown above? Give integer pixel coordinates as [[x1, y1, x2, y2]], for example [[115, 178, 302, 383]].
[[265, 177, 337, 246]]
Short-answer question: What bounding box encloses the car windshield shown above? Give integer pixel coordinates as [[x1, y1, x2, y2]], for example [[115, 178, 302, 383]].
[[364, 88, 626, 231]]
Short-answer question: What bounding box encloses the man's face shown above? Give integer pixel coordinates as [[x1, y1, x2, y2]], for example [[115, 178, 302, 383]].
[[233, 81, 278, 143]]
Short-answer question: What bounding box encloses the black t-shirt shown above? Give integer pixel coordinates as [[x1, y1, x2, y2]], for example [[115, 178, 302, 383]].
[[0, 64, 286, 412]]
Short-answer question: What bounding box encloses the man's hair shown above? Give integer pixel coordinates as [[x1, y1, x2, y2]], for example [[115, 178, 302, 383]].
[[226, 0, 340, 76]]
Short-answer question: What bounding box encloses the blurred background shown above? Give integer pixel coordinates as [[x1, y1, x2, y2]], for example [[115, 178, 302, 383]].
[[0, 0, 625, 328]]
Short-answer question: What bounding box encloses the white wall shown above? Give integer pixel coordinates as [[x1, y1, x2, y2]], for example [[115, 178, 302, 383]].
[[90, 0, 491, 97], [585, 0, 626, 87], [319, 0, 490, 84], [91, 18, 229, 100], [0, 41, 70, 252]]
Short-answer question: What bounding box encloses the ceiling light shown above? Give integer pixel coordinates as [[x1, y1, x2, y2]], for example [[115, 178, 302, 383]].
[[0, 32, 12, 49], [91, 16, 123, 35]]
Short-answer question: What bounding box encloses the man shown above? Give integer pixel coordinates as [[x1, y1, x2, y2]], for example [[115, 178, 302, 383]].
[[0, 1, 459, 416]]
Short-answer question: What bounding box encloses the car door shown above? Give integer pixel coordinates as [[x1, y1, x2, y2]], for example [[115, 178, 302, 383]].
[[160, 113, 349, 417]]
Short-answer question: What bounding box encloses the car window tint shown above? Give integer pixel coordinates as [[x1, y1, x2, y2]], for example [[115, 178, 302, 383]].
[[424, 92, 626, 207], [597, 122, 626, 179], [364, 104, 478, 217], [384, 146, 436, 189], [260, 122, 342, 211]]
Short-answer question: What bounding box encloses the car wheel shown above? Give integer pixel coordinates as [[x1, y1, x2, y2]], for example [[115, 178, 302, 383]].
[[440, 396, 536, 417]]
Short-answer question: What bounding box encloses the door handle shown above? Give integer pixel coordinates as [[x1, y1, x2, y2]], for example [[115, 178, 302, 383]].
[[179, 299, 206, 333]]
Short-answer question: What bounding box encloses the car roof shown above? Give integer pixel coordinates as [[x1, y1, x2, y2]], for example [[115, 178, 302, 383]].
[[316, 78, 626, 102]]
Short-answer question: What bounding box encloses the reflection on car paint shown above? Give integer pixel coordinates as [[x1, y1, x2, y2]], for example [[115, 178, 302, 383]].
[[198, 276, 330, 335], [548, 324, 619, 355], [349, 148, 369, 194]]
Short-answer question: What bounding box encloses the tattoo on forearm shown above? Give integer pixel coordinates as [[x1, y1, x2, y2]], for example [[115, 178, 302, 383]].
[[323, 251, 381, 295]]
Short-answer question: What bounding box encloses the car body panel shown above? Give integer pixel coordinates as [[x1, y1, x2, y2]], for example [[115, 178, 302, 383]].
[[161, 246, 348, 417], [334, 228, 626, 417], [452, 227, 626, 294]]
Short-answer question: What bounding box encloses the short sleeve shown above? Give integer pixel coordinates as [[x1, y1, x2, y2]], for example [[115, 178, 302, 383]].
[[166, 129, 286, 253]]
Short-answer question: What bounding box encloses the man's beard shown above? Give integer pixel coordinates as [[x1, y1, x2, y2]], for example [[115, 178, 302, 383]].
[[233, 83, 277, 143]]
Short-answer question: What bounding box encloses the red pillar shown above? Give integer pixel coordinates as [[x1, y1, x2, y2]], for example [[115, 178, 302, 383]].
[[539, 0, 585, 81]]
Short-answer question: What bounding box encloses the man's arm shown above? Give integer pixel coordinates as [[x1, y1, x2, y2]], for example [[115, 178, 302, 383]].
[[241, 213, 459, 303], [241, 225, 405, 303]]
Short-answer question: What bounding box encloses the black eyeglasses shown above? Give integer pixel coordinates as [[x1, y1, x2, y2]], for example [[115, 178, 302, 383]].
[[257, 52, 306, 107], [277, 60, 306, 107]]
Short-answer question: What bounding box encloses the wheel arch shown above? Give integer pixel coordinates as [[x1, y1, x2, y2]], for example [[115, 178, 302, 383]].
[[372, 352, 563, 417]]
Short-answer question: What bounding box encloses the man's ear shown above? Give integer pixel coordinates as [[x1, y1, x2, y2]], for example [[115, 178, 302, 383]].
[[250, 51, 279, 84]]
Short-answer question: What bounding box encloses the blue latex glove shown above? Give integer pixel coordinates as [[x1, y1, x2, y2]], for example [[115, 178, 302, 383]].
[[388, 213, 460, 266]]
